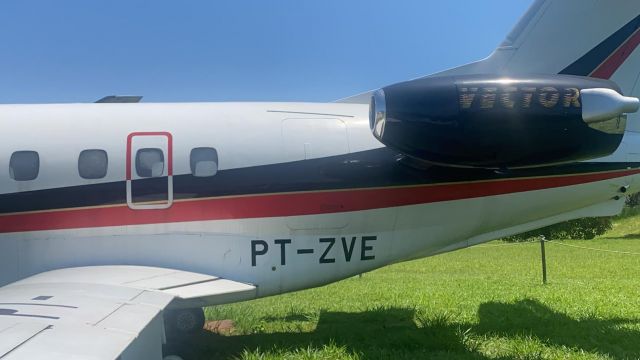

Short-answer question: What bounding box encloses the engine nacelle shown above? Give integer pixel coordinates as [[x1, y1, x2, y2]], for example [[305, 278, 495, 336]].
[[370, 74, 639, 168]]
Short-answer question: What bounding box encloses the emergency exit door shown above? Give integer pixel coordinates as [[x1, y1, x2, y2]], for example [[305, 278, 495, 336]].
[[126, 132, 173, 210]]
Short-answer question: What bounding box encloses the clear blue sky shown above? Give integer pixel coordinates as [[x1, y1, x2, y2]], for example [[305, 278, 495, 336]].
[[0, 1, 531, 104]]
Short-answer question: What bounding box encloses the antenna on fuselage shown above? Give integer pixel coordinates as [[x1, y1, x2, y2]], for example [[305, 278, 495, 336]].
[[95, 95, 143, 103]]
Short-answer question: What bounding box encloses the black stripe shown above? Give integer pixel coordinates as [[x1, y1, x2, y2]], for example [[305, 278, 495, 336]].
[[560, 15, 640, 76], [0, 147, 637, 214]]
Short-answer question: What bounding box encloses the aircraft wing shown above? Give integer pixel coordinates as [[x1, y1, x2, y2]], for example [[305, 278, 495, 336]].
[[0, 266, 256, 360]]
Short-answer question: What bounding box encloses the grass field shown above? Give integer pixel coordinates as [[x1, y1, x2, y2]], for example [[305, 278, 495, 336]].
[[174, 215, 640, 359]]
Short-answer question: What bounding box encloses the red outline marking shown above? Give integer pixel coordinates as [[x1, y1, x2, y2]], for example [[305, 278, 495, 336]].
[[0, 169, 638, 234], [591, 28, 640, 79]]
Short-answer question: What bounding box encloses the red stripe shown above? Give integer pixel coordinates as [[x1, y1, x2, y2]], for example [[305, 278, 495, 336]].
[[0, 169, 638, 233], [591, 28, 640, 79]]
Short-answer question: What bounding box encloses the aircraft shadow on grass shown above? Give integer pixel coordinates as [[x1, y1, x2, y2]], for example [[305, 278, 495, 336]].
[[173, 299, 640, 359], [603, 233, 640, 239], [474, 299, 640, 359]]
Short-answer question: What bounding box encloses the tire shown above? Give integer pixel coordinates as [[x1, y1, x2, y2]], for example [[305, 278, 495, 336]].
[[165, 308, 205, 336]]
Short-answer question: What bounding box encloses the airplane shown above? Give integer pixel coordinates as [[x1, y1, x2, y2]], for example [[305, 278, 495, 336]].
[[0, 0, 639, 359]]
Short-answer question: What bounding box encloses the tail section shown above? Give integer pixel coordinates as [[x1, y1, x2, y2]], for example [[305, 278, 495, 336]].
[[440, 1, 640, 89], [559, 14, 640, 80], [435, 0, 640, 132], [339, 0, 640, 110], [445, 0, 640, 130]]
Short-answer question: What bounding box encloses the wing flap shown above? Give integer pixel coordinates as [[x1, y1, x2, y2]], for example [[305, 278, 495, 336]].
[[0, 322, 49, 358], [0, 266, 255, 359], [0, 281, 172, 360], [126, 271, 217, 290], [13, 265, 257, 308], [0, 282, 173, 360], [3, 323, 138, 360], [164, 278, 257, 308]]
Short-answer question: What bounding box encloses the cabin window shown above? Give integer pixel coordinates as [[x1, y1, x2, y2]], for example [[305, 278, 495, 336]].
[[136, 148, 164, 178], [9, 151, 39, 181], [78, 149, 108, 179], [190, 147, 218, 177]]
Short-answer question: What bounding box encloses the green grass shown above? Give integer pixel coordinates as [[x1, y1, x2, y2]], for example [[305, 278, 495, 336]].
[[170, 216, 640, 360], [606, 208, 640, 239]]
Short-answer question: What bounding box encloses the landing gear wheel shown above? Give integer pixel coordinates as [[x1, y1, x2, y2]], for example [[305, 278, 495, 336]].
[[165, 307, 205, 338]]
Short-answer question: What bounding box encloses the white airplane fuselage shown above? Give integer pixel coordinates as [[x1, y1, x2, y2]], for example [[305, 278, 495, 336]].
[[0, 101, 638, 299]]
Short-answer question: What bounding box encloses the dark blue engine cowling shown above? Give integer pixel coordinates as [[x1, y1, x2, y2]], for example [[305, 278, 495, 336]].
[[370, 74, 627, 168]]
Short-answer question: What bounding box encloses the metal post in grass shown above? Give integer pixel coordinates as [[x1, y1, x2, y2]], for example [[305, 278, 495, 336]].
[[540, 236, 547, 284]]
